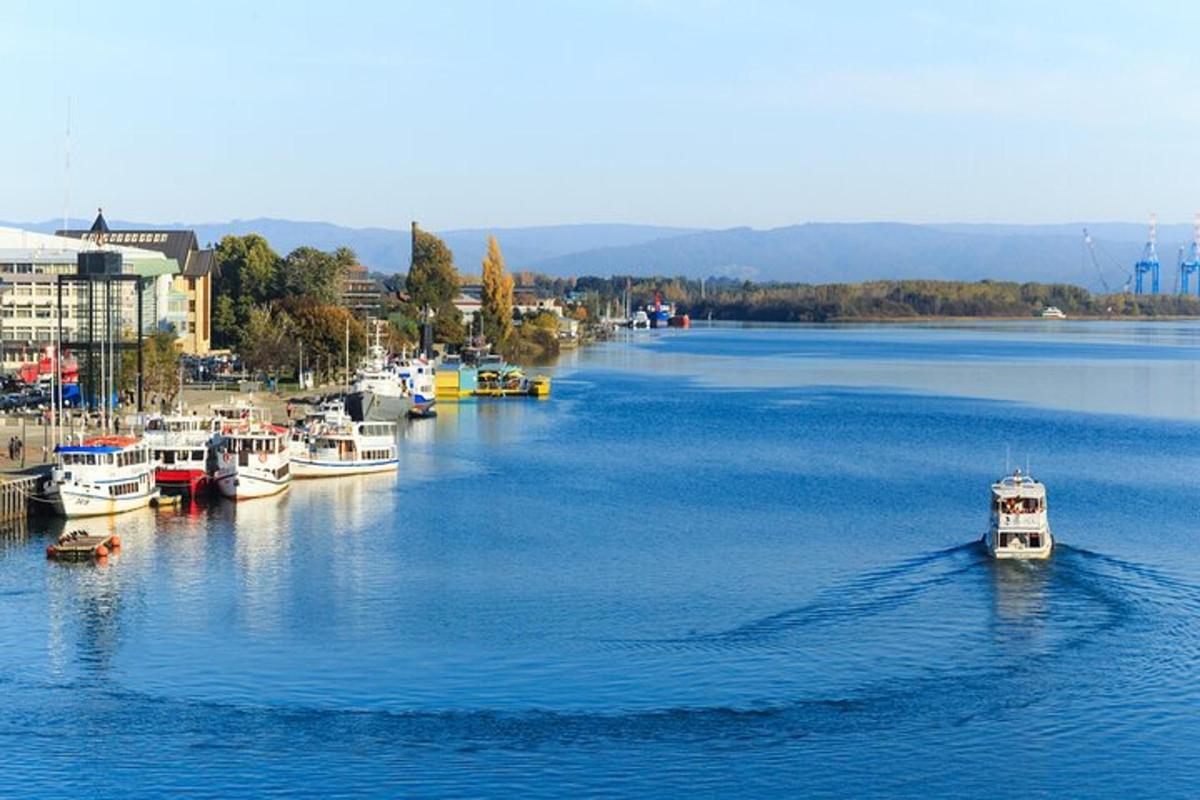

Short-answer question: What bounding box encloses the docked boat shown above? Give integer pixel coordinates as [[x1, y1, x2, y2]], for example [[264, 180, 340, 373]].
[[291, 420, 399, 478], [143, 414, 224, 496], [1040, 306, 1067, 319], [475, 365, 551, 398], [986, 468, 1053, 559], [48, 435, 160, 518], [646, 292, 672, 328], [214, 423, 292, 500], [346, 331, 437, 421], [211, 397, 270, 425]]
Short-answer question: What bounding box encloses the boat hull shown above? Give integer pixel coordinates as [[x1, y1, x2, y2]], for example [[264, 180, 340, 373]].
[[215, 468, 291, 500], [347, 390, 417, 422], [155, 467, 212, 496], [986, 529, 1054, 560], [291, 457, 399, 479], [52, 485, 160, 518]]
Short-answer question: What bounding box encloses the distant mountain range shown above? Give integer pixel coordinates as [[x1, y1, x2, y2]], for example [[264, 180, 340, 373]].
[[3, 216, 1190, 291]]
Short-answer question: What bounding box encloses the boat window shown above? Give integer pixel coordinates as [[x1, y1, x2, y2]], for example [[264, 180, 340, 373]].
[[193, 450, 204, 461]]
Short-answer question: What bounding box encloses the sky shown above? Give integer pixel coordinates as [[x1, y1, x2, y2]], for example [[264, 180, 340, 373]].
[[1, 0, 1198, 231]]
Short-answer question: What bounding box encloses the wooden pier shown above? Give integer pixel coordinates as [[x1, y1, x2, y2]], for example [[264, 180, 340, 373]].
[[0, 474, 42, 521]]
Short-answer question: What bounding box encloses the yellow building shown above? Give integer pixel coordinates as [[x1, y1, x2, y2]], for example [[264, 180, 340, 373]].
[[60, 215, 213, 354]]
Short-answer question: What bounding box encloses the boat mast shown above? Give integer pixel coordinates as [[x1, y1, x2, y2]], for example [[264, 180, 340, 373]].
[[343, 316, 350, 395]]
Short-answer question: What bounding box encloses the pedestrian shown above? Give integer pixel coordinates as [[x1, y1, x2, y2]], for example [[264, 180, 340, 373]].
[[114, 416, 121, 434], [6, 437, 12, 460]]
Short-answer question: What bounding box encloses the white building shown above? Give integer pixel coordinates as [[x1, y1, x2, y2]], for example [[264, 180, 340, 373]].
[[0, 226, 177, 370]]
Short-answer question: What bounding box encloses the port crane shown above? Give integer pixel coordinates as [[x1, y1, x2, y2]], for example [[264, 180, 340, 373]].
[[1179, 213, 1200, 296], [1133, 214, 1160, 295], [1082, 228, 1131, 294]]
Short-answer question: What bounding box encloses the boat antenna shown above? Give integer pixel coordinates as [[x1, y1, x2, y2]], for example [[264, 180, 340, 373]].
[[1005, 444, 1010, 474], [1026, 453, 1030, 478]]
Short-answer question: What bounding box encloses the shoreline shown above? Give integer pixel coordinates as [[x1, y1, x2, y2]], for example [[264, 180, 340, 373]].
[[696, 314, 1200, 324]]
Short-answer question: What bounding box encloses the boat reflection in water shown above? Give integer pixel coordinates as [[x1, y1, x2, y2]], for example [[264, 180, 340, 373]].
[[43, 511, 160, 680], [987, 558, 1052, 630]]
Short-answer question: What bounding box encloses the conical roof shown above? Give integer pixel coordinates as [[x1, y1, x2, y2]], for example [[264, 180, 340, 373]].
[[89, 208, 110, 235]]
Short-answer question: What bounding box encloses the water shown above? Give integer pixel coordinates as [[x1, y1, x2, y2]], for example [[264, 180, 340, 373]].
[[3, 321, 1200, 797]]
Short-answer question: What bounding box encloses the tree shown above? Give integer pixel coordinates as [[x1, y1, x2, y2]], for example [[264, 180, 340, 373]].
[[278, 299, 366, 382], [213, 234, 280, 346], [121, 330, 182, 406], [432, 300, 465, 344], [238, 305, 297, 377], [215, 234, 279, 305], [276, 246, 347, 305], [406, 227, 459, 309], [481, 235, 515, 345], [212, 294, 237, 347]]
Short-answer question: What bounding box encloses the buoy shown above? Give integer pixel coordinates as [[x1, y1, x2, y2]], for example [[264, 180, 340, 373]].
[[110, 535, 122, 548], [94, 545, 108, 558], [46, 545, 56, 559]]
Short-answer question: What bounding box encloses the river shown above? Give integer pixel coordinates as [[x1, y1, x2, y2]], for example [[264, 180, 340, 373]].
[[3, 321, 1199, 797]]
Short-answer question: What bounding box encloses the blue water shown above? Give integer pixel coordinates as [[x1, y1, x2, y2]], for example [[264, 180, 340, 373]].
[[3, 322, 1200, 797]]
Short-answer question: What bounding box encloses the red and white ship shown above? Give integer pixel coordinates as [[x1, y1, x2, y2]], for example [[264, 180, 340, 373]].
[[143, 414, 225, 496]]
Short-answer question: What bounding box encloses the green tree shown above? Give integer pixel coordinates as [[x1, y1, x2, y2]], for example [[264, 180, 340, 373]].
[[215, 234, 279, 304], [480, 235, 514, 345], [432, 300, 465, 344], [276, 246, 348, 305], [212, 294, 237, 347], [406, 227, 459, 309], [121, 330, 182, 406]]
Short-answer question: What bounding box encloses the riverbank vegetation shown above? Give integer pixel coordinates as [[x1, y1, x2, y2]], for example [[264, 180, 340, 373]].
[[570, 276, 1200, 322], [213, 235, 367, 379]]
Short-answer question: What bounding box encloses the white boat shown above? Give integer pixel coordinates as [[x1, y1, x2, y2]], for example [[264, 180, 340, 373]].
[[986, 468, 1053, 559], [393, 353, 437, 418], [1040, 306, 1067, 319], [49, 435, 160, 518], [291, 420, 399, 478], [214, 423, 292, 500], [346, 333, 437, 421], [630, 310, 651, 329], [211, 397, 270, 424], [143, 413, 224, 496]]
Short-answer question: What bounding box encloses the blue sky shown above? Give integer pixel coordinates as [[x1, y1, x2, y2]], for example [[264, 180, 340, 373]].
[[2, 0, 1197, 229]]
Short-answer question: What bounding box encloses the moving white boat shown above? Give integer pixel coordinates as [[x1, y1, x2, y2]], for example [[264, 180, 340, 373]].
[[986, 468, 1053, 559], [291, 420, 398, 478], [49, 435, 160, 518], [214, 423, 292, 500], [143, 413, 224, 496], [1040, 306, 1067, 319]]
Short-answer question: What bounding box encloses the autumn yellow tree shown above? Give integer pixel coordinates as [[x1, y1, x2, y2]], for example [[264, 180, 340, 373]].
[[481, 235, 515, 344]]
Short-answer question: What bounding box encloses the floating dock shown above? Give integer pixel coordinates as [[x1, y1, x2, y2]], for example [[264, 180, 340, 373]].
[[46, 531, 121, 561]]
